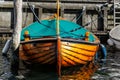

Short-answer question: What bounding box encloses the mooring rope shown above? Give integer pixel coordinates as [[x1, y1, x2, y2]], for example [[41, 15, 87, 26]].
[[25, 1, 85, 38]]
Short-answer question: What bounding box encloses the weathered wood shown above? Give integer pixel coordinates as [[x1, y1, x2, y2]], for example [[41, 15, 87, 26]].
[[82, 6, 86, 26], [12, 0, 22, 51], [61, 7, 64, 17], [23, 0, 110, 3], [0, 1, 112, 10], [103, 7, 108, 31], [2, 0, 111, 2], [0, 31, 12, 34], [38, 8, 42, 20], [0, 1, 114, 35], [92, 31, 108, 35]]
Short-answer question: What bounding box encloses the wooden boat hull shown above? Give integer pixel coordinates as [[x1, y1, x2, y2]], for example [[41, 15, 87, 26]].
[[19, 19, 100, 67], [19, 38, 99, 67]]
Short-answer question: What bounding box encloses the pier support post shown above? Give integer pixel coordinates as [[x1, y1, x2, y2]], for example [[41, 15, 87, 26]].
[[11, 0, 22, 76], [61, 7, 64, 17], [103, 7, 108, 31], [82, 6, 86, 27], [38, 7, 43, 20]]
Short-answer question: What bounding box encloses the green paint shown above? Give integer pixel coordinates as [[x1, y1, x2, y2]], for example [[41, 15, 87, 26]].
[[21, 19, 95, 42]]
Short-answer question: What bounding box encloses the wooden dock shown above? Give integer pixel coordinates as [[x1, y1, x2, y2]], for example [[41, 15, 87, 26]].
[[0, 0, 114, 35]]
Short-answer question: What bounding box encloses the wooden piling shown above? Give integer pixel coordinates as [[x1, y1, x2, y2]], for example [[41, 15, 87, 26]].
[[38, 7, 43, 20], [82, 6, 86, 27], [12, 0, 22, 51], [11, 0, 22, 76], [103, 7, 108, 31]]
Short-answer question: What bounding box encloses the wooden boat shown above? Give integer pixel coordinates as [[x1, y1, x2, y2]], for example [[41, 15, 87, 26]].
[[19, 19, 100, 65], [107, 25, 120, 50], [19, 0, 100, 77]]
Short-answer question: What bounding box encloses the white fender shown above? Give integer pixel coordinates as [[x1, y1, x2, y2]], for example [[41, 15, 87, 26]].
[[107, 39, 114, 46], [2, 39, 11, 54]]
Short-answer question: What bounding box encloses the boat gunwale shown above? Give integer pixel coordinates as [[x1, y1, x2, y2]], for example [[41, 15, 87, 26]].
[[109, 25, 120, 41], [109, 35, 120, 42], [20, 37, 100, 45], [61, 38, 99, 45]]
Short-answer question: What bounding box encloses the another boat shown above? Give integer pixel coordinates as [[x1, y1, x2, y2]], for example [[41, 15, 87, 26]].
[[107, 25, 120, 50], [19, 0, 100, 77]]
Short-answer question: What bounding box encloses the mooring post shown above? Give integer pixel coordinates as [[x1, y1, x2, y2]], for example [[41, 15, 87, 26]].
[[11, 0, 22, 76]]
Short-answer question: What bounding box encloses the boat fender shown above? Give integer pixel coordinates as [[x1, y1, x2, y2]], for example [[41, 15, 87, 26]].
[[24, 30, 30, 41], [85, 32, 90, 41], [100, 44, 107, 60], [95, 44, 107, 63], [107, 39, 114, 46], [2, 39, 12, 57]]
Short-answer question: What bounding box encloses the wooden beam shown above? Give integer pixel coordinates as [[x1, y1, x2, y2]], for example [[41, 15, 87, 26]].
[[23, 0, 109, 3], [0, 1, 113, 10]]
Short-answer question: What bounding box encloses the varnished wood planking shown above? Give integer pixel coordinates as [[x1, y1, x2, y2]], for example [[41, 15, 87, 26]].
[[19, 41, 57, 64], [62, 42, 98, 51], [61, 48, 93, 61], [62, 53, 87, 66], [61, 45, 96, 56]]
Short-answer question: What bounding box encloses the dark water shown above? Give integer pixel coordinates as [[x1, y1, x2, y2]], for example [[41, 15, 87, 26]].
[[19, 65, 58, 80], [91, 45, 120, 80], [0, 38, 120, 80]]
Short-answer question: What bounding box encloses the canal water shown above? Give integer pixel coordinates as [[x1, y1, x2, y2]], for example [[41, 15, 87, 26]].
[[0, 39, 120, 80]]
